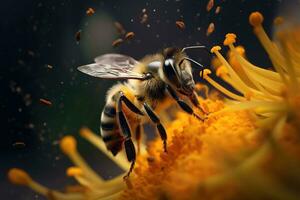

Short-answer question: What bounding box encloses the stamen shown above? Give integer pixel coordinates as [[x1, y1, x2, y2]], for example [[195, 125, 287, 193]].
[[60, 135, 104, 185], [216, 66, 236, 86], [8, 168, 32, 186], [66, 166, 94, 188], [249, 12, 289, 85], [228, 43, 283, 99], [277, 33, 299, 92], [223, 33, 236, 46], [249, 11, 264, 27], [203, 69, 246, 101], [68, 173, 92, 189], [209, 101, 283, 118], [8, 168, 84, 200], [67, 166, 83, 177], [210, 45, 251, 95], [66, 166, 125, 195], [228, 46, 254, 87], [79, 127, 130, 171], [234, 55, 285, 82]]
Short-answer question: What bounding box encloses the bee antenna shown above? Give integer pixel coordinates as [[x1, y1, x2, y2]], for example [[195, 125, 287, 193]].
[[180, 57, 204, 69], [180, 57, 208, 79], [181, 45, 209, 53]]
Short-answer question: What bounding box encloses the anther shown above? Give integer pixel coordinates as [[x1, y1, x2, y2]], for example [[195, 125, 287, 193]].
[[223, 33, 237, 46], [202, 69, 212, 78], [66, 167, 83, 177], [210, 46, 221, 53], [60, 135, 77, 155], [8, 168, 32, 186], [249, 11, 264, 27]]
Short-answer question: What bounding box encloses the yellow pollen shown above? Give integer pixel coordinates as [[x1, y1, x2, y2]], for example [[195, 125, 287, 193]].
[[249, 11, 264, 27], [8, 168, 32, 186], [223, 33, 237, 46], [66, 167, 83, 177], [210, 45, 221, 53], [60, 135, 77, 155]]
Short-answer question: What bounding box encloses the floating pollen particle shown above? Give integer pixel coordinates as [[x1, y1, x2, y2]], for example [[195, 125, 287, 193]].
[[75, 30, 81, 43], [206, 0, 214, 12], [112, 38, 123, 47], [140, 8, 148, 24], [176, 20, 185, 30], [39, 98, 52, 106], [140, 13, 148, 24], [215, 6, 221, 14], [206, 22, 215, 36], [124, 32, 135, 40], [45, 64, 53, 69], [12, 142, 26, 149], [86, 8, 95, 16]]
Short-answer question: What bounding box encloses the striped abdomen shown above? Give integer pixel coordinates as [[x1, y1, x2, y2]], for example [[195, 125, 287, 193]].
[[100, 102, 124, 156]]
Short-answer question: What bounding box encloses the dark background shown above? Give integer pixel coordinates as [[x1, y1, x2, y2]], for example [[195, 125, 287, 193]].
[[0, 0, 294, 199]]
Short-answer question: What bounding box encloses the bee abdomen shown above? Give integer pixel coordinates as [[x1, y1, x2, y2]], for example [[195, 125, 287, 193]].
[[103, 105, 116, 118], [100, 103, 123, 156]]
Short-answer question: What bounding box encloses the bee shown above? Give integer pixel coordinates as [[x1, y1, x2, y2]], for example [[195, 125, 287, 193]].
[[78, 46, 207, 178]]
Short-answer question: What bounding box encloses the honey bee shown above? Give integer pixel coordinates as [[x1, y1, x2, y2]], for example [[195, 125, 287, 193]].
[[78, 46, 207, 178]]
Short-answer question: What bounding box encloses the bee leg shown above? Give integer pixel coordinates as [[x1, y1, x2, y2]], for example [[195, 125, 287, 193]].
[[116, 92, 144, 179], [118, 92, 144, 116], [189, 91, 200, 108], [166, 85, 205, 121], [189, 91, 209, 115], [117, 107, 136, 179], [123, 138, 136, 180], [118, 92, 144, 155], [135, 124, 142, 155], [143, 102, 167, 153]]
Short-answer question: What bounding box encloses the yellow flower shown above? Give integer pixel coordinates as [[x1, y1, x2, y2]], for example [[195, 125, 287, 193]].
[[8, 11, 300, 200]]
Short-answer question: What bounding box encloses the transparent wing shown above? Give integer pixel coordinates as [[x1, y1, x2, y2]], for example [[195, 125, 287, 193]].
[[77, 54, 145, 80]]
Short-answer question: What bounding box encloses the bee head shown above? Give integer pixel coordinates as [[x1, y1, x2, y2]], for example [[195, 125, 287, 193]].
[[161, 48, 195, 96]]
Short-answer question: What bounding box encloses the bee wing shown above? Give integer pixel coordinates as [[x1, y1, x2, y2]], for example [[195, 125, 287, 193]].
[[78, 54, 145, 80], [94, 53, 139, 65]]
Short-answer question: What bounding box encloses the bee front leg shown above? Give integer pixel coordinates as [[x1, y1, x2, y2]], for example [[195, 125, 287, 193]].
[[166, 85, 205, 121], [189, 91, 201, 108], [189, 91, 209, 115], [143, 102, 167, 153]]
